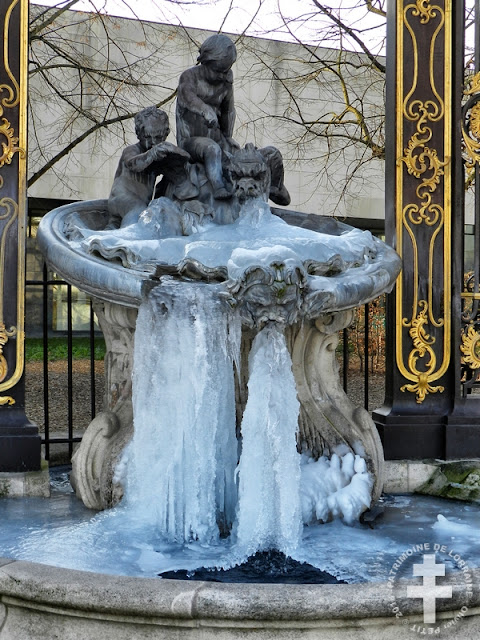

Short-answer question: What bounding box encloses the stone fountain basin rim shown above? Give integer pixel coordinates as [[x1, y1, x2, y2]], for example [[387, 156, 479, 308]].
[[37, 199, 400, 311], [37, 199, 145, 308], [0, 555, 477, 624]]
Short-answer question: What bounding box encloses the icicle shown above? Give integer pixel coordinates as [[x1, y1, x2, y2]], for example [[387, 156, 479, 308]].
[[125, 279, 238, 544], [234, 323, 303, 557]]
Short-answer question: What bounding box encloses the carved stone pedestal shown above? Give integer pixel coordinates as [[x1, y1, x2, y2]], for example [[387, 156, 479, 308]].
[[71, 301, 137, 509], [290, 312, 384, 503], [72, 302, 384, 509], [0, 461, 50, 498]]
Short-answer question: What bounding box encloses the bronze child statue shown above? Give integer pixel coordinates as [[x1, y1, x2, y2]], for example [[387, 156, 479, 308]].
[[108, 106, 197, 228], [176, 34, 290, 207], [176, 34, 239, 200]]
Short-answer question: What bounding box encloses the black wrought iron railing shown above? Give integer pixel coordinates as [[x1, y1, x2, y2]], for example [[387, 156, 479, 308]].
[[26, 264, 100, 462]]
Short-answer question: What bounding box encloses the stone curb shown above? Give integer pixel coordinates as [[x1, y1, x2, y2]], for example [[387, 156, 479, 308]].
[[0, 558, 478, 622]]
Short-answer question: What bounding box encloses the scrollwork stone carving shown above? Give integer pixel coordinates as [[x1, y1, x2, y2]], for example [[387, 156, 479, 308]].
[[71, 300, 137, 509], [290, 311, 384, 504]]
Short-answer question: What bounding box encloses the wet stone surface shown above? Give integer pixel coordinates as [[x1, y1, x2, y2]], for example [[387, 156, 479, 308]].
[[159, 550, 346, 584]]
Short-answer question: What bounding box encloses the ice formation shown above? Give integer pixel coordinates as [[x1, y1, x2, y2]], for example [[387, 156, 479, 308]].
[[433, 514, 479, 536], [119, 276, 374, 558], [78, 198, 378, 276], [125, 280, 240, 542], [300, 453, 373, 525], [235, 324, 302, 557]]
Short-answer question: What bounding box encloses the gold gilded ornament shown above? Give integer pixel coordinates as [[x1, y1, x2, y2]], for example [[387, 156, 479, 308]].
[[0, 322, 17, 383], [461, 324, 480, 369], [0, 116, 22, 167], [400, 301, 445, 403]]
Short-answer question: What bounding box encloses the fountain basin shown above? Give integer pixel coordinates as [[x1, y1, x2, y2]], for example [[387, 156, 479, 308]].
[[37, 199, 399, 311], [37, 199, 400, 516], [0, 557, 479, 639]]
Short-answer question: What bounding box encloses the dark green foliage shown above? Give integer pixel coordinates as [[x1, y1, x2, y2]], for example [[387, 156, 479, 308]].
[[25, 337, 106, 362]]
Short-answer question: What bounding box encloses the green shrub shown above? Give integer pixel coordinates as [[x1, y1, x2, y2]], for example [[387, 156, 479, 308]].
[[25, 337, 106, 362]]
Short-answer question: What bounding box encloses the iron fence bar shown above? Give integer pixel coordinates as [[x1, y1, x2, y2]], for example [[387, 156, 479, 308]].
[[42, 263, 50, 460], [40, 437, 82, 445], [26, 279, 70, 286], [89, 299, 96, 420], [364, 302, 369, 410], [342, 327, 348, 393], [67, 283, 74, 458], [26, 262, 105, 460]]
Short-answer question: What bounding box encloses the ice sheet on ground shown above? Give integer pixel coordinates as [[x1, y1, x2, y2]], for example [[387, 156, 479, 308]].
[[433, 513, 480, 536], [1, 492, 479, 582]]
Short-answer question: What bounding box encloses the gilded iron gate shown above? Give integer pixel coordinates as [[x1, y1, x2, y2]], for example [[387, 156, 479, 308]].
[[374, 0, 480, 459], [460, 0, 480, 395]]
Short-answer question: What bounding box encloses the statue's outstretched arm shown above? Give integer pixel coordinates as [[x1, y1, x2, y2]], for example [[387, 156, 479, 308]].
[[125, 145, 171, 173]]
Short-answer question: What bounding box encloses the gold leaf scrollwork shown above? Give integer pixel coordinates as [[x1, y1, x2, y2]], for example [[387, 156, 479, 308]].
[[462, 71, 480, 168], [0, 322, 17, 383], [469, 102, 480, 139], [0, 116, 22, 167], [460, 324, 480, 369], [0, 0, 26, 398], [462, 134, 480, 169], [0, 0, 24, 168], [411, 1, 439, 24], [465, 71, 480, 97], [402, 140, 445, 189], [396, 1, 450, 403], [400, 300, 445, 403], [401, 106, 447, 226]]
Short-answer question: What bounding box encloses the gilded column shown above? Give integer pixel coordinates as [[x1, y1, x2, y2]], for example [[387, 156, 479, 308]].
[[0, 0, 41, 471], [373, 1, 466, 458]]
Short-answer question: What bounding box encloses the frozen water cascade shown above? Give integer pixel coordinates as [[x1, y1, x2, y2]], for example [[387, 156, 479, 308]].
[[124, 280, 240, 543], [119, 281, 369, 557], [122, 277, 377, 559], [33, 187, 403, 576], [235, 324, 302, 557]]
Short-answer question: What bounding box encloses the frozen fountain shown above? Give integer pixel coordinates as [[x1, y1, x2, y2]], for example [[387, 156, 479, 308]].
[[37, 146, 398, 548], [1, 34, 478, 640]]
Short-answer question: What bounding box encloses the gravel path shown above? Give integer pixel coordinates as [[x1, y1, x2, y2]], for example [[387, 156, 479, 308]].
[[25, 360, 105, 434]]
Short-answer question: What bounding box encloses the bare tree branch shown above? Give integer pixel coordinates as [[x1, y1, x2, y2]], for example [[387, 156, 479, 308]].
[[28, 91, 176, 187], [365, 0, 386, 18]]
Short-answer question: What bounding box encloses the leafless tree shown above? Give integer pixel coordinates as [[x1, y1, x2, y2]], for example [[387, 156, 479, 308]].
[[27, 1, 389, 199], [233, 0, 388, 210], [28, 1, 195, 191]]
